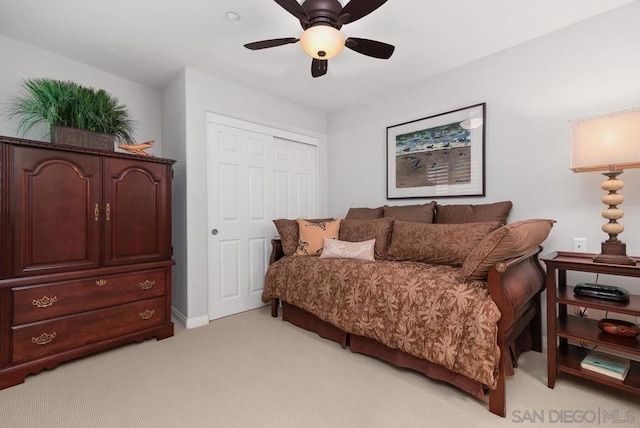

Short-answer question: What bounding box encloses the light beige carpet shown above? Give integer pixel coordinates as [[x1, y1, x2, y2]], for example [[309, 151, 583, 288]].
[[0, 306, 638, 428]]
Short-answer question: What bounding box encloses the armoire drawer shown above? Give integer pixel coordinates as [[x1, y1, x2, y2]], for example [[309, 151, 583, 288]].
[[12, 269, 166, 325], [11, 296, 166, 364]]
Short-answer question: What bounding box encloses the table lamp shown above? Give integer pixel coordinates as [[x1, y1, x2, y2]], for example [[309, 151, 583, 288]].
[[570, 107, 640, 266]]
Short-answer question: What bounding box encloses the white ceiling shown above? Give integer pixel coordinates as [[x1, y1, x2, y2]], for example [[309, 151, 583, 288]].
[[0, 0, 634, 112]]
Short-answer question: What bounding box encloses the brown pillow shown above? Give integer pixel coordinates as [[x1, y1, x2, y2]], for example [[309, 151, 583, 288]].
[[345, 207, 384, 220], [435, 201, 513, 225], [387, 221, 502, 266], [273, 218, 333, 256], [462, 219, 555, 280], [383, 201, 436, 223], [339, 217, 394, 259], [295, 219, 342, 256]]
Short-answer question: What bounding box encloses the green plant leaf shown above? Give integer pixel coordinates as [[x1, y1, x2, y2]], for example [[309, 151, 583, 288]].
[[6, 78, 136, 144]]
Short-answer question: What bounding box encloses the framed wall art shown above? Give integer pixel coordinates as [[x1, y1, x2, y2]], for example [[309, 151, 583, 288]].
[[386, 103, 486, 199]]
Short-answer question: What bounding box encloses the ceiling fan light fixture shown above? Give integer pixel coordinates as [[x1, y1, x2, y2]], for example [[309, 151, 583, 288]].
[[300, 25, 345, 60]]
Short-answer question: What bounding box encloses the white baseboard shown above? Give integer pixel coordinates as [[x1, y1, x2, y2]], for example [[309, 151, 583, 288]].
[[170, 307, 187, 326], [171, 307, 209, 329], [185, 315, 210, 329]]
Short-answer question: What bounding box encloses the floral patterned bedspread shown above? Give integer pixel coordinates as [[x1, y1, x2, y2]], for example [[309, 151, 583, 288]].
[[263, 256, 502, 389]]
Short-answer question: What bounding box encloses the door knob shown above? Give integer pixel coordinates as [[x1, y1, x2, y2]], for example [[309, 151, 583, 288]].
[[211, 229, 219, 236]]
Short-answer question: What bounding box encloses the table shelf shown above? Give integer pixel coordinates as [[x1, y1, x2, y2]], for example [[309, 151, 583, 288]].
[[558, 285, 640, 317], [542, 251, 640, 394], [557, 343, 640, 394], [556, 314, 640, 354]]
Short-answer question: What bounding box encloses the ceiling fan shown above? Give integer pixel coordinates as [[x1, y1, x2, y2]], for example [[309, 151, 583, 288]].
[[244, 0, 395, 78]]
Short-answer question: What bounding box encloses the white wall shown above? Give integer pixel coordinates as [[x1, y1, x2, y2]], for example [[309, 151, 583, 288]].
[[161, 70, 188, 324], [165, 67, 328, 327], [0, 34, 163, 155], [327, 2, 640, 298]]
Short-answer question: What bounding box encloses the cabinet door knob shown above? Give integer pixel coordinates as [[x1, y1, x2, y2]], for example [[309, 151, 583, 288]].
[[211, 229, 219, 236]]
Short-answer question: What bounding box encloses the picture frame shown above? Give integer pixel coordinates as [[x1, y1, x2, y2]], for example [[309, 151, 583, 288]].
[[386, 103, 486, 199]]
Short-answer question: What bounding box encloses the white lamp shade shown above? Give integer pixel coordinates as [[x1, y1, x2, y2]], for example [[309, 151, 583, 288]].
[[570, 108, 640, 172], [300, 25, 345, 60]]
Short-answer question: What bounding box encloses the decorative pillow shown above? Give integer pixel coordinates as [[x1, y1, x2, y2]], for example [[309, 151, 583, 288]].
[[295, 219, 342, 256], [383, 201, 437, 223], [273, 218, 333, 256], [462, 219, 556, 280], [319, 238, 375, 261], [435, 201, 513, 225], [345, 207, 384, 220], [387, 221, 502, 266], [339, 217, 394, 259]]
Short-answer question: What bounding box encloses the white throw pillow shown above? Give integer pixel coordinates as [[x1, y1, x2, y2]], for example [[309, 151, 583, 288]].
[[319, 238, 375, 261]]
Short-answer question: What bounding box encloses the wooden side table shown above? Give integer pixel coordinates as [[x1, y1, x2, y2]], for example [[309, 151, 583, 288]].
[[542, 251, 640, 393]]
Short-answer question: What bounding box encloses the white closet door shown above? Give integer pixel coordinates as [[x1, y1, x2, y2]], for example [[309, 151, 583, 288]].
[[207, 121, 317, 320], [273, 137, 317, 219]]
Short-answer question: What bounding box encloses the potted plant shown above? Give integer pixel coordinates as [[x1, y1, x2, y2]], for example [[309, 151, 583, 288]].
[[6, 78, 136, 150]]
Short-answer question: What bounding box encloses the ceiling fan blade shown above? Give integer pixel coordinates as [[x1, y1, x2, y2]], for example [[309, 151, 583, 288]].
[[244, 38, 299, 50], [274, 0, 309, 23], [340, 0, 388, 24], [345, 38, 394, 59], [311, 58, 328, 78]]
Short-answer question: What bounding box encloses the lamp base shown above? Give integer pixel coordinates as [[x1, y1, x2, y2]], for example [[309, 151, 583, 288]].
[[593, 241, 636, 266]]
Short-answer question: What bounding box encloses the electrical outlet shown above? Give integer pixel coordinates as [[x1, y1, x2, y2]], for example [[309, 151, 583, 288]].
[[573, 238, 587, 252]]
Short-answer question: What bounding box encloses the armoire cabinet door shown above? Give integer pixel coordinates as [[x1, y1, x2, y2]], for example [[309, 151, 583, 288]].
[[103, 158, 171, 266], [11, 146, 102, 276]]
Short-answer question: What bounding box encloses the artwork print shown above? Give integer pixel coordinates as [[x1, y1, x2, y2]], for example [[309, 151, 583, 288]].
[[387, 103, 485, 199]]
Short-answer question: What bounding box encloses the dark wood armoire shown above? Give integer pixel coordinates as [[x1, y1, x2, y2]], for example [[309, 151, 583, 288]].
[[0, 135, 175, 389]]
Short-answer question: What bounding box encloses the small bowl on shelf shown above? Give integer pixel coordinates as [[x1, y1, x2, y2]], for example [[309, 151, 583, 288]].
[[117, 140, 154, 156], [598, 318, 640, 338]]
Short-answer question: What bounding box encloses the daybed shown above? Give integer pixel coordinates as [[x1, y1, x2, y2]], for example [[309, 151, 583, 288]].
[[262, 201, 554, 417]]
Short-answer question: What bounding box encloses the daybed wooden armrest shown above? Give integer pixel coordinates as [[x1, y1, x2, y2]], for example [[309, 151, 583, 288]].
[[270, 238, 285, 265], [269, 239, 285, 317], [486, 246, 545, 417], [487, 245, 545, 347]]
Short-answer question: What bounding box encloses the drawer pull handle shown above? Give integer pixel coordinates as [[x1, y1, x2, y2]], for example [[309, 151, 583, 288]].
[[139, 280, 156, 290], [139, 309, 155, 320], [94, 203, 99, 221], [32, 332, 57, 345], [32, 296, 58, 308], [106, 203, 111, 221], [96, 279, 107, 286]]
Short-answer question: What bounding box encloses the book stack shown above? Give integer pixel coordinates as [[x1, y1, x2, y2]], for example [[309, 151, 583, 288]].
[[580, 350, 631, 380]]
